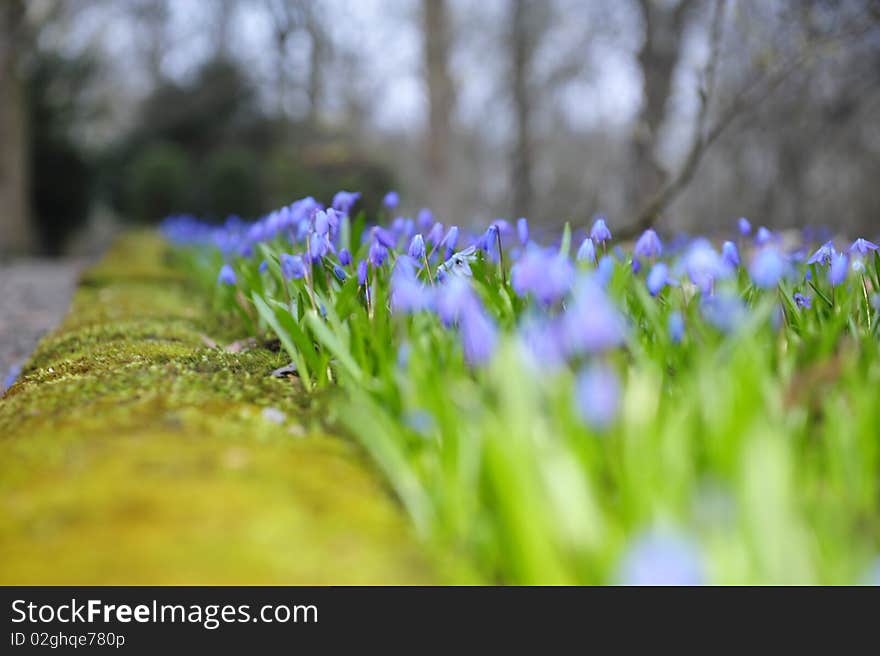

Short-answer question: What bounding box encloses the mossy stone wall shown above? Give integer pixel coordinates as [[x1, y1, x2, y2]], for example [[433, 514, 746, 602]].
[[0, 233, 438, 584]]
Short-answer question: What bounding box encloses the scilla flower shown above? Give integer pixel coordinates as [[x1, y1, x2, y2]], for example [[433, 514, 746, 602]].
[[574, 364, 620, 431], [634, 228, 663, 259], [668, 311, 685, 343], [793, 292, 811, 309], [218, 264, 236, 286], [338, 248, 352, 266], [755, 226, 773, 246], [357, 260, 368, 286], [383, 190, 400, 211], [737, 217, 751, 236], [576, 237, 596, 263], [561, 275, 627, 355], [849, 238, 879, 257], [749, 247, 786, 289], [417, 208, 433, 231], [618, 531, 703, 586], [829, 252, 849, 286], [408, 234, 426, 260], [807, 241, 835, 266], [516, 217, 529, 246], [590, 216, 612, 244], [647, 262, 671, 296], [331, 190, 360, 215], [427, 221, 445, 246], [722, 241, 740, 267], [280, 253, 306, 280], [511, 247, 574, 305], [459, 301, 497, 366]]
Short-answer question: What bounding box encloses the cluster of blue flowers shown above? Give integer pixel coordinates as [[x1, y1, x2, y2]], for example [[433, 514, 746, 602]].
[[163, 193, 880, 437]]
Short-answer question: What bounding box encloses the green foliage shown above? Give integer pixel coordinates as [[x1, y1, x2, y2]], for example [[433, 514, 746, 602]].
[[200, 147, 264, 220], [192, 219, 880, 585], [25, 49, 99, 254], [125, 142, 193, 223]]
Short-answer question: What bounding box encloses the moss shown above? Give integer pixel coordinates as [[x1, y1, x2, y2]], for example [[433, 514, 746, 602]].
[[0, 232, 441, 584]]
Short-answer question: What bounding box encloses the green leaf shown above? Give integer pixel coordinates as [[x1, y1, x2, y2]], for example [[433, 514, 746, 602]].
[[252, 293, 313, 390]]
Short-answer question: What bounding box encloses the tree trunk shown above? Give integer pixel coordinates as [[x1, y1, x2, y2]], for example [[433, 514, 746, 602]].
[[0, 0, 31, 256], [423, 0, 454, 219], [629, 0, 692, 223], [306, 7, 325, 125], [509, 0, 534, 219]]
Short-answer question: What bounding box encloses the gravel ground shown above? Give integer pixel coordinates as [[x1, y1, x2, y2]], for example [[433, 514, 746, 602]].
[[0, 259, 85, 390]]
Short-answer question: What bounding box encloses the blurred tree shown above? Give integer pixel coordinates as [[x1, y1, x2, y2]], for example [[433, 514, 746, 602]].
[[27, 51, 98, 254], [629, 0, 695, 224], [125, 142, 192, 223], [0, 0, 31, 256], [508, 0, 541, 220], [200, 147, 264, 220], [422, 0, 455, 220]]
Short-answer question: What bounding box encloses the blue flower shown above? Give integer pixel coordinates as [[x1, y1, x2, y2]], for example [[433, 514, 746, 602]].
[[590, 216, 612, 244], [408, 234, 426, 260], [218, 264, 236, 286], [516, 217, 529, 246], [338, 248, 352, 266], [357, 260, 368, 286], [807, 240, 836, 266], [561, 275, 627, 355], [331, 190, 360, 215], [721, 240, 740, 267], [576, 237, 596, 263], [258, 260, 268, 274], [383, 190, 400, 210], [313, 210, 330, 236], [618, 531, 703, 585], [684, 239, 729, 293], [574, 364, 620, 431], [646, 262, 670, 296], [518, 316, 566, 371], [738, 217, 751, 236], [755, 226, 773, 246], [668, 311, 685, 343], [441, 225, 459, 257], [596, 255, 615, 287], [634, 228, 663, 259], [749, 247, 786, 289], [333, 265, 347, 281], [701, 291, 746, 332], [829, 252, 849, 286], [368, 239, 389, 267], [793, 292, 811, 309], [391, 216, 414, 240], [372, 226, 397, 249], [849, 238, 879, 257], [427, 221, 445, 246], [3, 363, 22, 392], [391, 261, 432, 313], [511, 247, 574, 305], [476, 224, 500, 253], [280, 253, 306, 280], [459, 301, 497, 366], [417, 208, 434, 230], [433, 276, 470, 325]]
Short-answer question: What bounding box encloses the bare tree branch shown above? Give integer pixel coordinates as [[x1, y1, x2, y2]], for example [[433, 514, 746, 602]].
[[627, 7, 876, 235]]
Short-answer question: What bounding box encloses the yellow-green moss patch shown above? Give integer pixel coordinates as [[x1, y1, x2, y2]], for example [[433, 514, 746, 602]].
[[0, 232, 439, 584]]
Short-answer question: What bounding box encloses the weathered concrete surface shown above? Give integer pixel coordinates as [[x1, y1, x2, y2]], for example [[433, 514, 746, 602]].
[[0, 233, 439, 584]]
